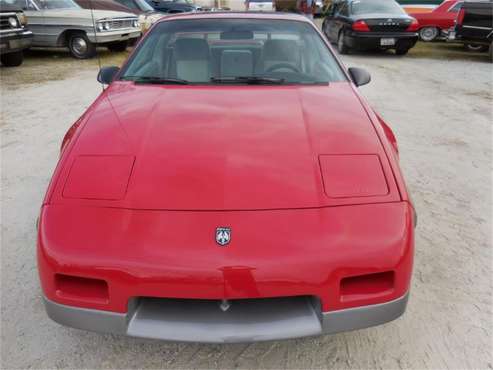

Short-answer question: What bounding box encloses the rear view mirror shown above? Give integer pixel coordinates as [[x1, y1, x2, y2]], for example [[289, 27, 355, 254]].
[[97, 66, 120, 85], [348, 67, 371, 87]]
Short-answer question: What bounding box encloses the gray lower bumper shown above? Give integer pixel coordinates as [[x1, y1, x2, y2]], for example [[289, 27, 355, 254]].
[[43, 293, 409, 343]]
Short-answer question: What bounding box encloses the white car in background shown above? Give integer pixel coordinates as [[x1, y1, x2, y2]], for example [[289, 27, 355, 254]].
[[246, 0, 274, 11], [9, 0, 141, 58]]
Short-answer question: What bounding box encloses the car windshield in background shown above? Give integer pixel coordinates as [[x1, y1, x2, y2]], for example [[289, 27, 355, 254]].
[[120, 19, 347, 85], [351, 0, 405, 15], [118, 0, 154, 12], [30, 0, 79, 9]]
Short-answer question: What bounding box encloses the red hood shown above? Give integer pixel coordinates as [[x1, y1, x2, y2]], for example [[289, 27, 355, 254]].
[[55, 82, 400, 210]]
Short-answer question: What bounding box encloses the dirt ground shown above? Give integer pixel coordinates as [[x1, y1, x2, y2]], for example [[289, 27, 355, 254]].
[[1, 25, 492, 369]]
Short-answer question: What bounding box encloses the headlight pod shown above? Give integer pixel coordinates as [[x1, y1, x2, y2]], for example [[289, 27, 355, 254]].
[[63, 155, 135, 200], [103, 21, 111, 31], [8, 17, 18, 28], [96, 22, 104, 32], [132, 19, 139, 28], [319, 154, 389, 198]]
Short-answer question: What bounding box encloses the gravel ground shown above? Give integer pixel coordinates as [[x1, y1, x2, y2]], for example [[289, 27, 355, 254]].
[[1, 28, 492, 368]]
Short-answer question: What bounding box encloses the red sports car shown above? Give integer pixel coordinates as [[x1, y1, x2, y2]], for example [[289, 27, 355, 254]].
[[410, 0, 463, 41], [38, 12, 415, 343]]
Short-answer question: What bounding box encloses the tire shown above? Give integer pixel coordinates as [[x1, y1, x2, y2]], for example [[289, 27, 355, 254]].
[[464, 43, 489, 52], [68, 32, 96, 59], [0, 51, 23, 67], [395, 45, 410, 55], [107, 40, 128, 52], [337, 31, 349, 54], [419, 26, 439, 42]]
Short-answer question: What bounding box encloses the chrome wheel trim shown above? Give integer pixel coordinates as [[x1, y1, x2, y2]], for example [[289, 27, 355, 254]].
[[419, 27, 438, 42], [71, 37, 88, 56]]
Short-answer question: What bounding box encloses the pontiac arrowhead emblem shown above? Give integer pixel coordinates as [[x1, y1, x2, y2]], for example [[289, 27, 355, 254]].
[[216, 227, 231, 246]]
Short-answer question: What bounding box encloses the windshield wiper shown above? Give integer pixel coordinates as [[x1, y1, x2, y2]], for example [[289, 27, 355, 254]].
[[211, 76, 285, 85], [122, 76, 189, 85]]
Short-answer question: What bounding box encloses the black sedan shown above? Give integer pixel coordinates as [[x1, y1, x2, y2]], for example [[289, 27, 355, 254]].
[[322, 0, 419, 55], [145, 0, 201, 13]]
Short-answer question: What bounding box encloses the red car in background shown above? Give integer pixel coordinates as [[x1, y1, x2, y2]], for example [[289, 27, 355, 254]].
[[410, 0, 463, 41]]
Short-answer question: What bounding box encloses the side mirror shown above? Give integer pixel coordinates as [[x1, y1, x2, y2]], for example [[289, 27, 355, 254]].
[[348, 67, 371, 87], [97, 66, 120, 85]]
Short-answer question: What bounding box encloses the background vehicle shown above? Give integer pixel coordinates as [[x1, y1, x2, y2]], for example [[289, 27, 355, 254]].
[[16, 0, 141, 58], [449, 0, 492, 57], [0, 2, 33, 66], [145, 0, 201, 13], [397, 0, 442, 13], [246, 0, 274, 11], [314, 0, 324, 16], [76, 0, 164, 32], [275, 0, 297, 11], [322, 0, 419, 54], [410, 0, 463, 41]]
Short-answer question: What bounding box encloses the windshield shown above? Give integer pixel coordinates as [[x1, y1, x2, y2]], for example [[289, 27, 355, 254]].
[[27, 0, 79, 9], [351, 0, 405, 15], [118, 0, 154, 12], [120, 19, 346, 85], [135, 0, 153, 11]]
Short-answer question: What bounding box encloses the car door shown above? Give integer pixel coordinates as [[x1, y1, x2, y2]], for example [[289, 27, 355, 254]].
[[333, 1, 350, 38], [323, 2, 337, 41], [18, 0, 46, 46], [324, 1, 344, 41], [445, 1, 463, 27]]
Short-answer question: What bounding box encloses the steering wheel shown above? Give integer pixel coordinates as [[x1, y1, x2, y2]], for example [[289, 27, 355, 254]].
[[265, 63, 300, 74]]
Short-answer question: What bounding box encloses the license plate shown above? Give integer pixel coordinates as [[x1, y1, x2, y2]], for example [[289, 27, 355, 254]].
[[380, 38, 395, 46]]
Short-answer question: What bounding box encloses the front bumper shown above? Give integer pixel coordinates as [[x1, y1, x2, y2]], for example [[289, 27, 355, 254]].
[[44, 292, 409, 343], [346, 31, 419, 49], [87, 30, 141, 44], [0, 30, 33, 55], [38, 201, 414, 341]]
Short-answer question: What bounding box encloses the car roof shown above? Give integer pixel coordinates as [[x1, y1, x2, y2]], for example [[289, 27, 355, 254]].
[[155, 11, 313, 24]]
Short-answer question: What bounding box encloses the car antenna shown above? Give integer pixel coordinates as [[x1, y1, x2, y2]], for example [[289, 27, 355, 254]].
[[88, 0, 104, 92]]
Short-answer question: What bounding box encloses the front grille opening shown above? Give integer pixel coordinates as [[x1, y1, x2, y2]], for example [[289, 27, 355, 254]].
[[340, 271, 395, 302], [126, 296, 323, 342], [55, 274, 109, 304]]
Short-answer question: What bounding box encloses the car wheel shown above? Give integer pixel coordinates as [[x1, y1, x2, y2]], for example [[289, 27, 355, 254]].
[[395, 45, 410, 55], [68, 32, 96, 59], [419, 27, 439, 42], [107, 41, 128, 52], [464, 43, 489, 52], [0, 51, 23, 67], [337, 31, 349, 54]]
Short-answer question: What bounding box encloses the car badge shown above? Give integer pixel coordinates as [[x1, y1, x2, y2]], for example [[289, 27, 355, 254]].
[[219, 299, 231, 312], [216, 227, 231, 246], [387, 18, 393, 22]]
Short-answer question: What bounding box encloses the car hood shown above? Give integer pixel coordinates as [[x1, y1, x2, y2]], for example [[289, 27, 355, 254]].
[[59, 82, 399, 210]]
